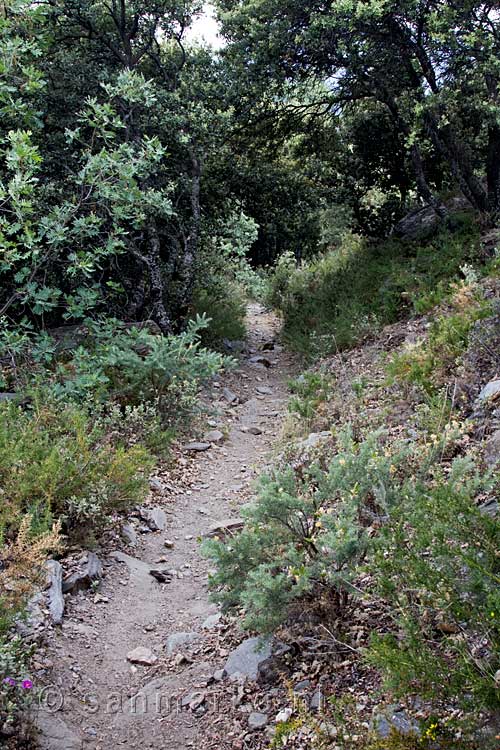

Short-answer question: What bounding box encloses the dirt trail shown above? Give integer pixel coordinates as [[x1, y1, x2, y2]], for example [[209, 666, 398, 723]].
[[35, 304, 296, 750]]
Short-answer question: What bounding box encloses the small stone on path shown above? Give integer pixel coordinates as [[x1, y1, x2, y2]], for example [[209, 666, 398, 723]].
[[224, 636, 273, 680], [126, 646, 157, 666], [204, 429, 225, 445], [248, 712, 268, 730], [166, 631, 200, 655], [183, 441, 212, 452]]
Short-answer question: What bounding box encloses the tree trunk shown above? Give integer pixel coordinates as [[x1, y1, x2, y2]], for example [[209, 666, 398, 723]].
[[379, 89, 447, 216], [423, 112, 488, 213], [409, 143, 448, 217], [139, 221, 172, 334], [179, 149, 202, 315]]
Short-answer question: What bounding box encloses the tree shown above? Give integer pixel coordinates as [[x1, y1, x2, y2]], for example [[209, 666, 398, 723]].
[[0, 0, 241, 332], [216, 0, 500, 224]]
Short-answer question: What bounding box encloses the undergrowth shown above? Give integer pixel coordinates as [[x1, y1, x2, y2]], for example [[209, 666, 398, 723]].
[[267, 222, 482, 358]]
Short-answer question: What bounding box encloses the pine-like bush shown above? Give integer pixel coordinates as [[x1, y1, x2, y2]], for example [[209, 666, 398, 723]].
[[367, 455, 500, 714], [205, 429, 410, 633]]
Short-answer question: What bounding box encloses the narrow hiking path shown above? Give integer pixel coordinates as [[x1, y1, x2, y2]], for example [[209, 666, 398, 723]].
[[35, 304, 297, 750]]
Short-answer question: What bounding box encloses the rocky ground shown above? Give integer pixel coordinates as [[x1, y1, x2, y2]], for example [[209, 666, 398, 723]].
[[29, 304, 301, 750]]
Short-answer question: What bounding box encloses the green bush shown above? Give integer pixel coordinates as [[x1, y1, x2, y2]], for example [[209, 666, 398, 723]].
[[192, 285, 247, 348], [0, 397, 152, 542], [34, 316, 231, 427], [288, 371, 333, 421], [267, 225, 482, 357], [205, 429, 410, 633], [191, 209, 263, 347], [367, 455, 500, 715]]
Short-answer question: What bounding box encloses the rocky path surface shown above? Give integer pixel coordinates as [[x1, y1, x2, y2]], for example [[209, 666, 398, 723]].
[[35, 304, 296, 750]]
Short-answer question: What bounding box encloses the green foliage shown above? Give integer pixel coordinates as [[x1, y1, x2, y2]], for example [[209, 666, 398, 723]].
[[0, 636, 34, 730], [3, 317, 230, 428], [388, 280, 492, 393], [288, 371, 333, 421], [192, 210, 262, 346], [367, 456, 500, 714], [268, 227, 482, 357], [1, 61, 174, 325], [0, 398, 152, 542], [192, 287, 247, 348], [365, 725, 475, 750], [205, 429, 410, 633], [217, 0, 500, 222]]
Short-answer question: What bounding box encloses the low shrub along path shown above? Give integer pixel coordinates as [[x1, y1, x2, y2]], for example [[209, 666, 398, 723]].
[[34, 304, 296, 750]]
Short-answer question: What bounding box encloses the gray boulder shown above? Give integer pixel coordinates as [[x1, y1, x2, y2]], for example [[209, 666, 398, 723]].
[[121, 524, 138, 546], [373, 707, 420, 739], [34, 712, 82, 750], [393, 205, 440, 240], [477, 379, 500, 404], [204, 430, 225, 445], [183, 441, 212, 452], [248, 712, 268, 730], [224, 636, 273, 680], [139, 506, 167, 531], [485, 430, 500, 467]]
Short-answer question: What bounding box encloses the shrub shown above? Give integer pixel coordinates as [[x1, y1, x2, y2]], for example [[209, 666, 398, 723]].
[[367, 455, 500, 715], [0, 516, 62, 632], [1, 317, 230, 428], [205, 429, 410, 633], [267, 226, 482, 357], [0, 519, 61, 736], [0, 398, 152, 543], [32, 316, 231, 425], [192, 285, 247, 348], [288, 371, 333, 422]]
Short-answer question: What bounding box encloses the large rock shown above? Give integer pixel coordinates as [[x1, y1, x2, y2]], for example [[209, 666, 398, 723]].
[[34, 712, 82, 750], [16, 593, 45, 638], [485, 430, 500, 467], [477, 379, 500, 404], [121, 524, 138, 547], [204, 430, 225, 445], [183, 441, 212, 452], [248, 712, 268, 730], [62, 552, 103, 595], [373, 707, 420, 739], [111, 551, 152, 587], [46, 560, 64, 625], [222, 388, 239, 405], [393, 205, 440, 240], [202, 613, 222, 630], [224, 637, 273, 680], [240, 425, 263, 435], [222, 339, 246, 353], [126, 646, 157, 666]]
